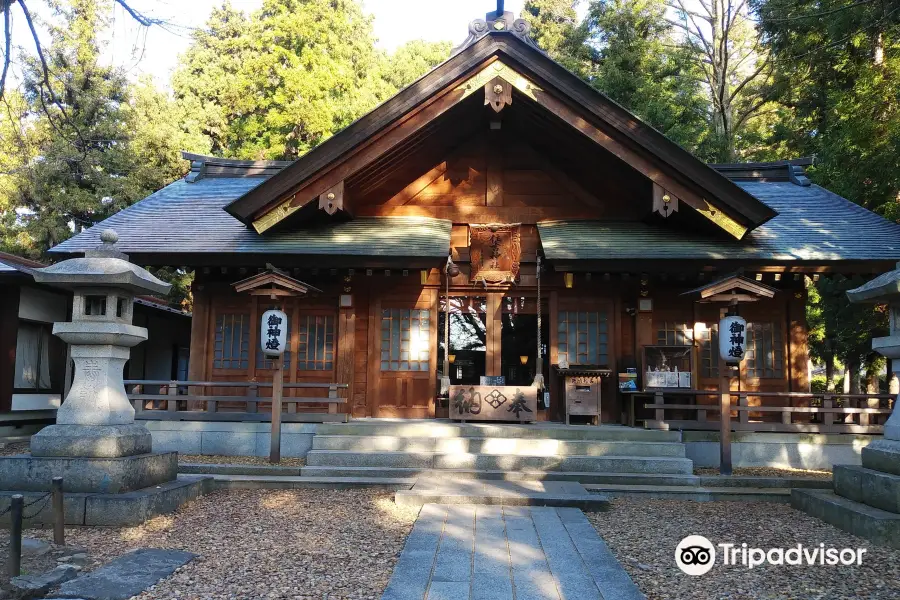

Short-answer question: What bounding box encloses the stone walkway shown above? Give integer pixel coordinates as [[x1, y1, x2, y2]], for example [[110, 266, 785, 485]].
[[381, 504, 644, 600]]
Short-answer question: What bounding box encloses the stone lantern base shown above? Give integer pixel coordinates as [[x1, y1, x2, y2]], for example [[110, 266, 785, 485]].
[[792, 410, 900, 548], [30, 423, 153, 458], [0, 423, 211, 526]]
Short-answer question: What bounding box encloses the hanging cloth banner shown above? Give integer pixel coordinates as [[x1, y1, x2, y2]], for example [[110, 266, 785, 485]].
[[719, 315, 747, 363]]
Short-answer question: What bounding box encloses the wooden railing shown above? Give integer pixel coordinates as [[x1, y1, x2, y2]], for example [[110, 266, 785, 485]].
[[632, 390, 894, 434], [125, 380, 349, 423]]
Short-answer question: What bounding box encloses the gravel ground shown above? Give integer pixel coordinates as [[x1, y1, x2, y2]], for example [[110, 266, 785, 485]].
[[0, 441, 28, 456], [694, 467, 833, 480], [19, 489, 418, 599], [178, 454, 306, 467], [588, 499, 900, 600]]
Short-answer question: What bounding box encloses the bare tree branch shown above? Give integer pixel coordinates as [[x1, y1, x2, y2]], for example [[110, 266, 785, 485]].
[[0, 5, 10, 98]]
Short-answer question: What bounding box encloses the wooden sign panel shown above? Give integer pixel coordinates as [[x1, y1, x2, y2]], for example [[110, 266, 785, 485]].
[[469, 224, 521, 284], [449, 385, 537, 422]]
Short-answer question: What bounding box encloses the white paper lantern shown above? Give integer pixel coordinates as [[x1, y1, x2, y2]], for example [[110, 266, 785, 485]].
[[261, 309, 288, 357], [719, 315, 747, 363]]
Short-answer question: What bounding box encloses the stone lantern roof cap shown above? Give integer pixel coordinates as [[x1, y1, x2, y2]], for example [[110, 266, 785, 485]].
[[847, 262, 900, 304], [33, 229, 171, 296]]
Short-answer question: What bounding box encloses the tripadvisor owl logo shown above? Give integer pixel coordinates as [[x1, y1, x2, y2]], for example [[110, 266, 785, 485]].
[[675, 535, 716, 576], [675, 535, 868, 575]]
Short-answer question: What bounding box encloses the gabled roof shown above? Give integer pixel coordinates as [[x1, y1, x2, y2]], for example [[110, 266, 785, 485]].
[[49, 177, 453, 266], [538, 182, 900, 266], [50, 171, 900, 269], [223, 28, 777, 238]]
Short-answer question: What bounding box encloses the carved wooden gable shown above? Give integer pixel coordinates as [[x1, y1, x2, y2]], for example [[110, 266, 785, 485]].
[[469, 224, 521, 284]]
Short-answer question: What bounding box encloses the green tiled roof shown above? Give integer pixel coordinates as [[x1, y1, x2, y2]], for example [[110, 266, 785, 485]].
[[539, 182, 900, 263], [51, 178, 452, 260]]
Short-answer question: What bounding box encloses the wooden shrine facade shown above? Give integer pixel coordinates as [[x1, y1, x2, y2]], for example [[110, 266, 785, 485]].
[[51, 9, 900, 424]]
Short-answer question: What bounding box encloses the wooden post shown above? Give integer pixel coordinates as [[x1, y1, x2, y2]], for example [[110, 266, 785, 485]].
[[51, 477, 64, 546], [269, 356, 283, 464], [166, 382, 177, 412], [720, 390, 732, 476], [8, 494, 23, 578], [739, 394, 749, 424], [823, 396, 834, 430], [654, 391, 664, 423]]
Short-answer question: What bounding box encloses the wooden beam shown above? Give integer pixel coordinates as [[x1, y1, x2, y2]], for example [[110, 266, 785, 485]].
[[530, 88, 748, 239], [486, 122, 503, 207], [383, 163, 447, 208], [252, 83, 470, 233]]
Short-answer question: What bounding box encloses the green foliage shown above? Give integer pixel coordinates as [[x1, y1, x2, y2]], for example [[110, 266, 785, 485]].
[[583, 0, 710, 155], [807, 276, 888, 392], [172, 0, 449, 160], [756, 0, 900, 216]]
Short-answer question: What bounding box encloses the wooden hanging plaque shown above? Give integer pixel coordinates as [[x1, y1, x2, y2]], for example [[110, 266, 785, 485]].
[[449, 385, 537, 422], [469, 224, 521, 284]]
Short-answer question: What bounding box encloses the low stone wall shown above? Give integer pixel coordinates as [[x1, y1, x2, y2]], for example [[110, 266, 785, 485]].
[[683, 431, 878, 470], [144, 421, 318, 457]]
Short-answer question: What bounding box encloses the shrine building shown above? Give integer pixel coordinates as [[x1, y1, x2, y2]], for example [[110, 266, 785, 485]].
[[51, 9, 900, 427]]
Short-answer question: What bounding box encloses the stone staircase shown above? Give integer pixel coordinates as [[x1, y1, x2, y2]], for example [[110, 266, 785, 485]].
[[302, 421, 694, 481], [792, 451, 900, 548]]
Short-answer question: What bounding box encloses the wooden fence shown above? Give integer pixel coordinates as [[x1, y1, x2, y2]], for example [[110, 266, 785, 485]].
[[631, 390, 894, 434], [125, 380, 349, 423]]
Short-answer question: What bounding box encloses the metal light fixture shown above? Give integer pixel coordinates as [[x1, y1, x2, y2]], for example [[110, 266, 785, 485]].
[[564, 272, 574, 288], [448, 354, 456, 364], [519, 355, 529, 365]]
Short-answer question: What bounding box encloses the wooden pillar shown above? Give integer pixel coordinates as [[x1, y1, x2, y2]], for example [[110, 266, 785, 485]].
[[366, 290, 381, 417], [0, 285, 20, 413], [187, 282, 211, 408], [788, 289, 810, 393], [336, 301, 355, 417], [486, 293, 503, 376], [548, 290, 559, 419]]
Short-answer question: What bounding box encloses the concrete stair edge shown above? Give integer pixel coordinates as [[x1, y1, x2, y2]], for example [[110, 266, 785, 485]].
[[832, 464, 900, 514], [791, 488, 900, 549], [584, 483, 791, 502]]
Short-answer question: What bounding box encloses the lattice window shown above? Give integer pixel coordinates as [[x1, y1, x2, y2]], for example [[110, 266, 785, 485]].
[[297, 315, 335, 371], [746, 322, 784, 379], [214, 313, 250, 369], [381, 309, 430, 371], [656, 321, 694, 346], [256, 307, 292, 370], [699, 324, 719, 378], [557, 311, 608, 366]]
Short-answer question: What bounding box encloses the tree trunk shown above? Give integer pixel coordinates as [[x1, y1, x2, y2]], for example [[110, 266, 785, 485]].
[[825, 353, 835, 392], [848, 358, 861, 395]]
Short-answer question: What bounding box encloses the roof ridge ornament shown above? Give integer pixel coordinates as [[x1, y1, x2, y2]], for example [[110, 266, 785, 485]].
[[451, 4, 545, 57]]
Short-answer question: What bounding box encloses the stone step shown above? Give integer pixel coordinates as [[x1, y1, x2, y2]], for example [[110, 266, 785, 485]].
[[179, 463, 303, 476], [791, 489, 900, 549], [301, 465, 701, 485], [584, 483, 791, 502], [304, 450, 693, 474], [393, 480, 611, 510], [208, 474, 415, 491], [311, 434, 686, 457], [314, 421, 682, 442], [833, 465, 900, 513]]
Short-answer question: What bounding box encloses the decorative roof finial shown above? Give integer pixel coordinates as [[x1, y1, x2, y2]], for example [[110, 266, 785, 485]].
[[87, 228, 128, 260], [451, 4, 545, 57]]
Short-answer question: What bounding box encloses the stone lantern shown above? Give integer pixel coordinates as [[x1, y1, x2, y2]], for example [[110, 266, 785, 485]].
[[0, 231, 207, 527], [846, 266, 900, 451], [791, 266, 900, 548], [28, 230, 170, 457]]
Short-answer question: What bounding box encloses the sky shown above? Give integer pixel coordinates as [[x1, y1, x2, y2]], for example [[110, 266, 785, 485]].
[[102, 0, 530, 89]]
